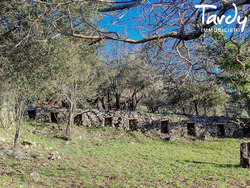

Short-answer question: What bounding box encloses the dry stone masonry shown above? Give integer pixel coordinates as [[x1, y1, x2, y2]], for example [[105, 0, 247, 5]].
[[26, 107, 250, 138]]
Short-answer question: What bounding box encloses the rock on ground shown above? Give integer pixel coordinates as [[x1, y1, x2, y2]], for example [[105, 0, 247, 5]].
[[29, 171, 47, 181], [0, 151, 8, 159], [0, 147, 31, 159]]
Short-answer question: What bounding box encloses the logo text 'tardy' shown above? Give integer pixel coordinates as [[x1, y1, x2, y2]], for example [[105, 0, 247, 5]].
[[195, 3, 247, 32]]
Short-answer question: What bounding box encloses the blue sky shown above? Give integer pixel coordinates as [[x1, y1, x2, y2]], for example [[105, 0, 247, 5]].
[[98, 1, 248, 41], [99, 8, 144, 40]]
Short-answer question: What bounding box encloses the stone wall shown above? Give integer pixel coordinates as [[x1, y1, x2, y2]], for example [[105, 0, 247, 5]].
[[25, 107, 250, 138], [167, 116, 246, 138], [80, 109, 150, 132], [26, 106, 67, 124]]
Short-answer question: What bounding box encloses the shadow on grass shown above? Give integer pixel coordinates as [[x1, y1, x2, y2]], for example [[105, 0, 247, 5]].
[[176, 160, 241, 168], [53, 135, 70, 141]]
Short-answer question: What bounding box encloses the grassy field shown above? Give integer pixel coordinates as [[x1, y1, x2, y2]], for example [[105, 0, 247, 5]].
[[0, 121, 250, 188]]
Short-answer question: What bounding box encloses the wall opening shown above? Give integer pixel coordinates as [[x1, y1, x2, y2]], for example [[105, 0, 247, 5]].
[[51, 112, 58, 123], [74, 114, 82, 125], [161, 120, 170, 134], [243, 125, 250, 137], [217, 124, 225, 136], [187, 122, 196, 136], [28, 110, 36, 119], [104, 117, 112, 126], [129, 119, 138, 131]]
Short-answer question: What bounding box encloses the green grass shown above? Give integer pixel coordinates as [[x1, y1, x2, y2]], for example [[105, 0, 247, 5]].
[[0, 123, 249, 187]]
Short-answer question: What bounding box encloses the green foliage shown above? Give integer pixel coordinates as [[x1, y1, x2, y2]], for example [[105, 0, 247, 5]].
[[209, 33, 250, 114], [0, 0, 103, 142], [97, 42, 152, 111]]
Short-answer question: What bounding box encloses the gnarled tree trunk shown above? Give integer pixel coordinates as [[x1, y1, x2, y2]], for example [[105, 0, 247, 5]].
[[116, 93, 120, 110], [14, 99, 25, 148]]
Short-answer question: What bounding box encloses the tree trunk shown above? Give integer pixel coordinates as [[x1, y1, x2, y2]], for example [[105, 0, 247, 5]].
[[204, 103, 207, 116], [132, 93, 143, 111], [130, 100, 134, 111], [179, 93, 186, 114], [100, 97, 106, 110], [66, 101, 74, 140], [14, 99, 25, 148], [225, 105, 228, 117], [176, 85, 186, 114], [107, 92, 111, 110], [194, 101, 199, 116], [182, 105, 186, 115], [188, 107, 193, 114], [116, 93, 120, 110], [14, 120, 21, 148]]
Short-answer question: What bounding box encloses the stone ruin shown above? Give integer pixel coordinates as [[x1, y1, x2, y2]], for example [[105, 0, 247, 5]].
[[26, 107, 162, 132], [25, 107, 250, 139], [27, 106, 67, 124], [79, 109, 149, 132], [167, 116, 250, 138]]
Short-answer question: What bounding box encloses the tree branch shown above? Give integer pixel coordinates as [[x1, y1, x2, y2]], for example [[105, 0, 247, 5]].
[[98, 0, 146, 12]]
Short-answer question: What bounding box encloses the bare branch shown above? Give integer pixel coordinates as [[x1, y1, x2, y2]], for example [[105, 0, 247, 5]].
[[66, 0, 74, 35], [175, 42, 193, 80], [98, 0, 146, 12]]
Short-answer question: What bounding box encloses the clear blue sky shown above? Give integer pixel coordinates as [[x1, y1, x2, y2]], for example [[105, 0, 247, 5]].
[[98, 1, 247, 41]]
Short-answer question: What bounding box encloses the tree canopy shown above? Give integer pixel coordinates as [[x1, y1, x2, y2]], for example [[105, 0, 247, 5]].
[[1, 0, 250, 147]]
